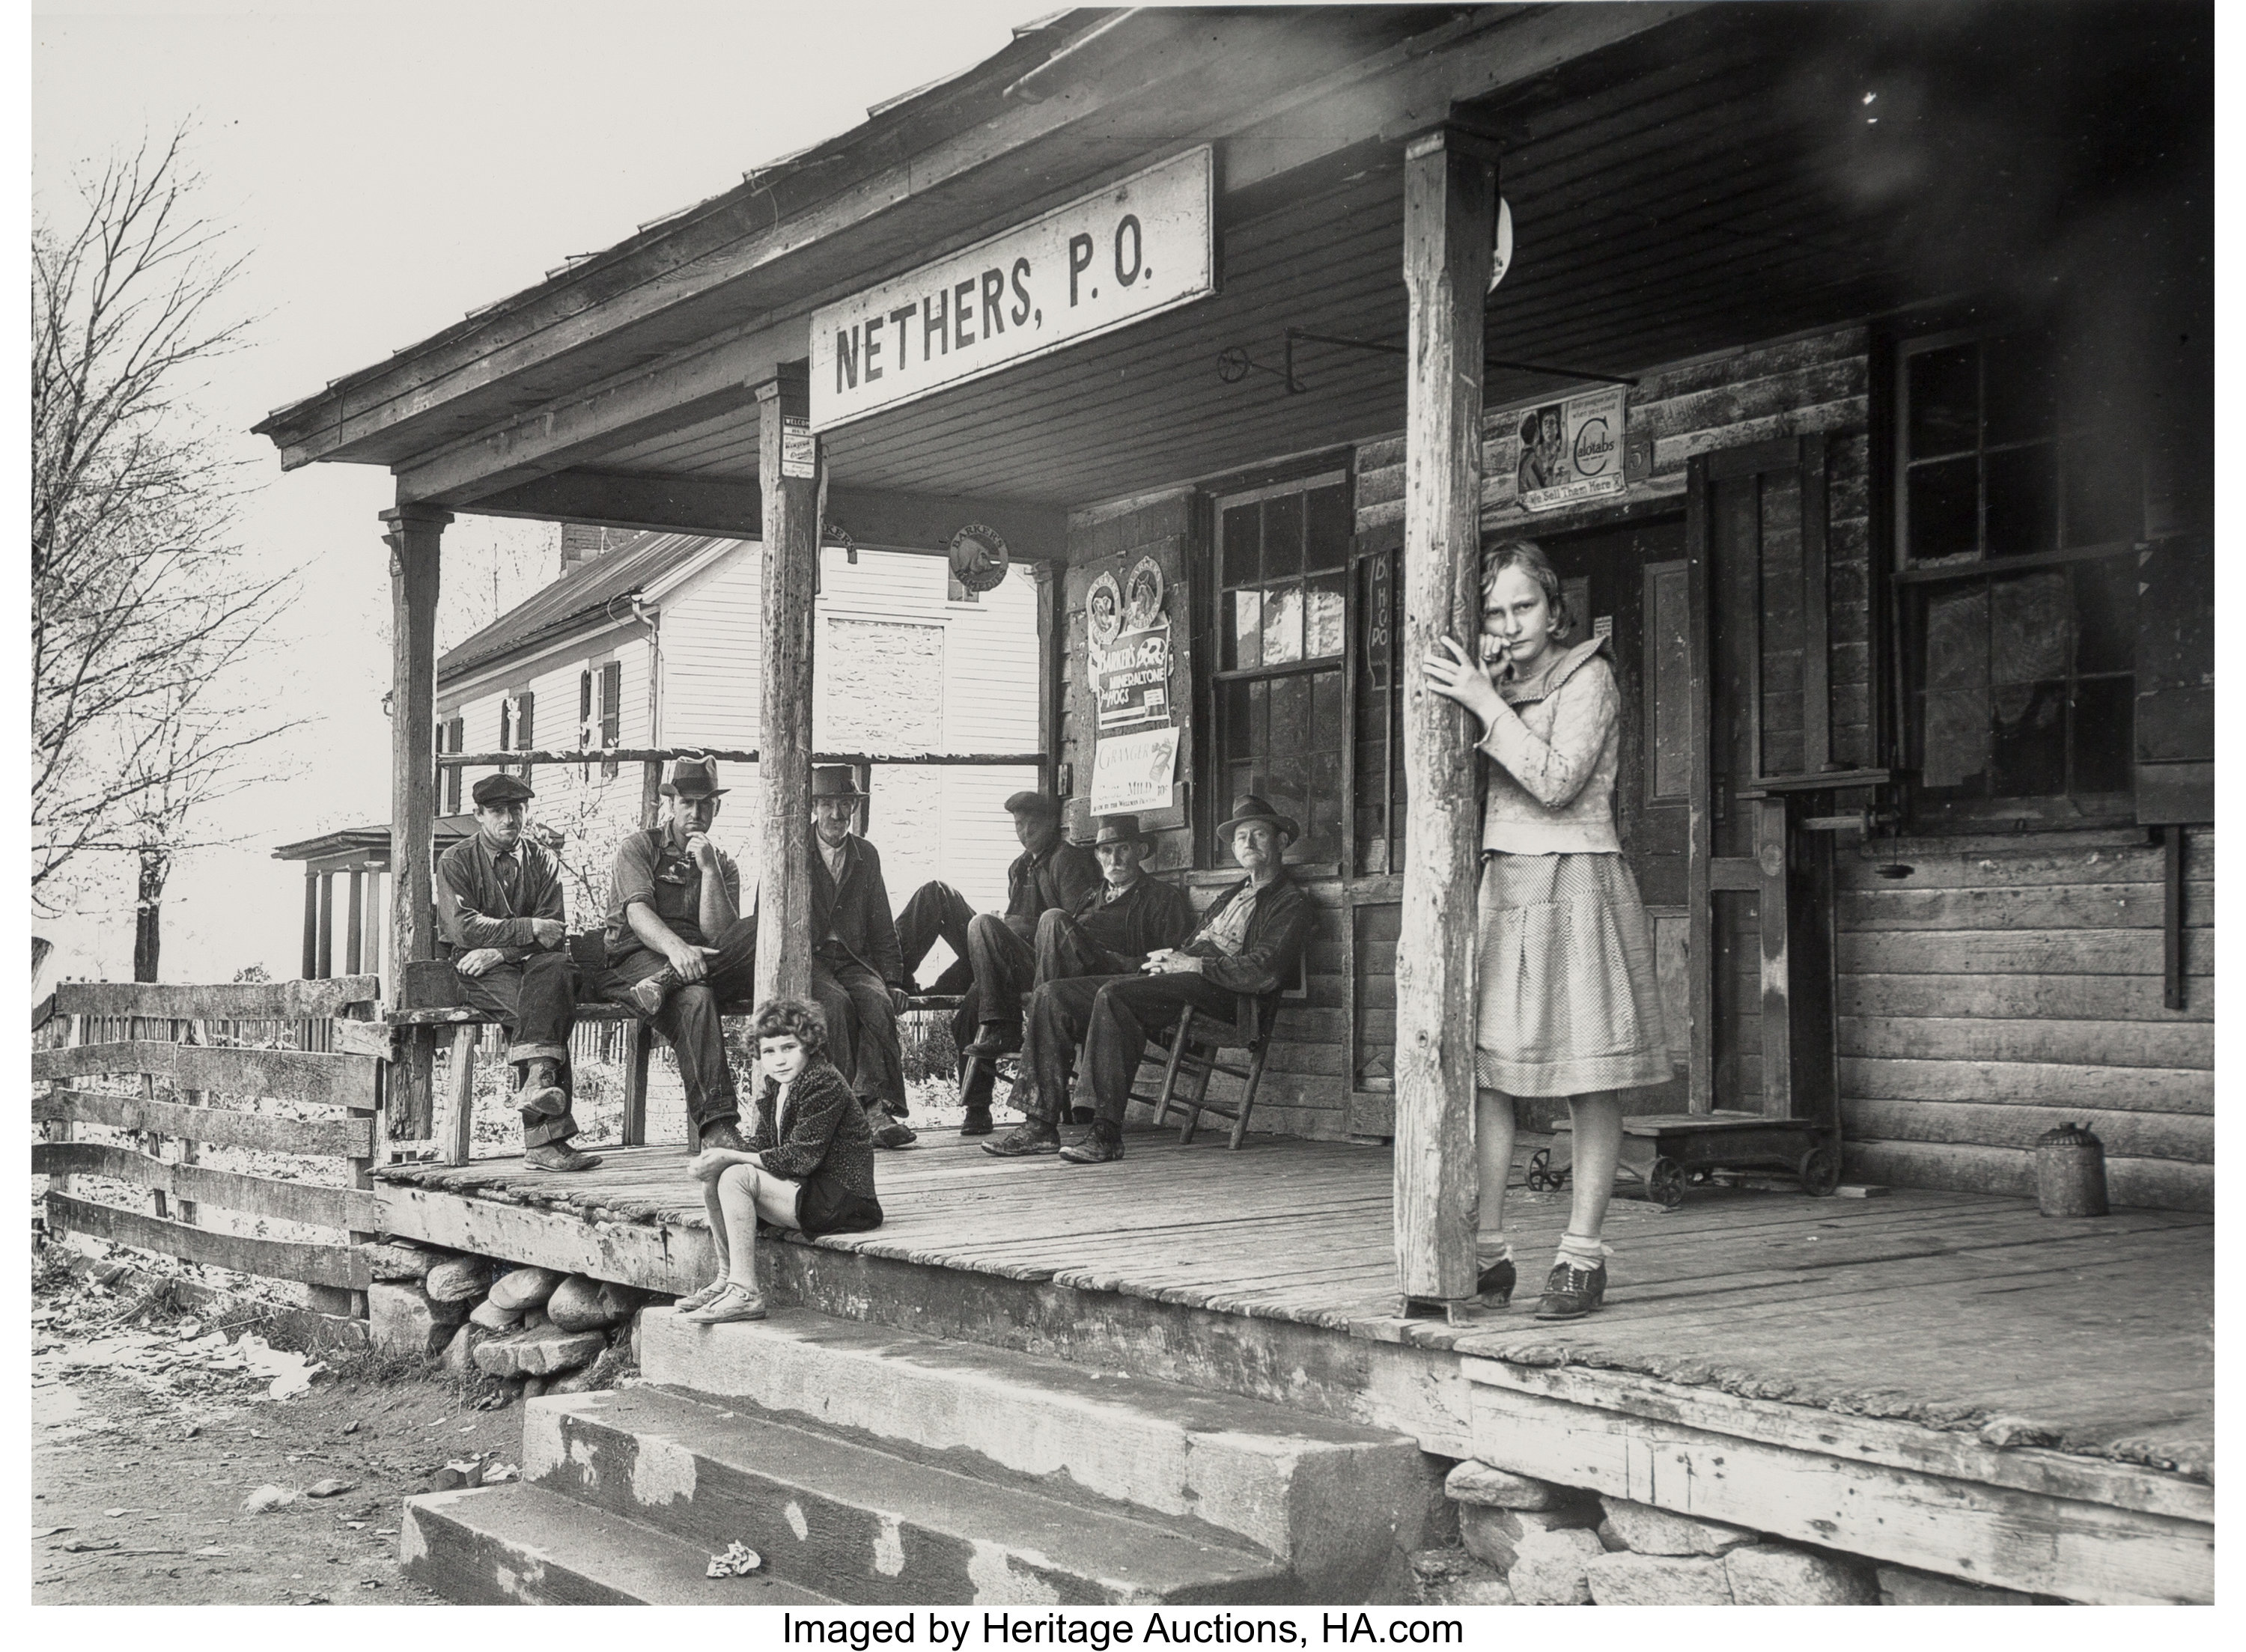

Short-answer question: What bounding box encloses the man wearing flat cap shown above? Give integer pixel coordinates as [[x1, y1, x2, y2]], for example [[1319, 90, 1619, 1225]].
[[597, 754, 761, 1152], [988, 796, 1314, 1165], [893, 790, 1101, 1121], [956, 813, 1199, 1131], [806, 765, 916, 1148], [436, 773, 599, 1171]]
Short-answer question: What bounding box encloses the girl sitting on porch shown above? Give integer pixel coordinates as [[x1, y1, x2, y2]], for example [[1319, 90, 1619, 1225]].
[[675, 996, 884, 1324], [1424, 539, 1672, 1320]]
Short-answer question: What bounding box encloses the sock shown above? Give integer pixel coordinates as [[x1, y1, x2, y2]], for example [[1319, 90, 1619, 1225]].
[[1555, 1231, 1610, 1267], [1474, 1234, 1513, 1266]]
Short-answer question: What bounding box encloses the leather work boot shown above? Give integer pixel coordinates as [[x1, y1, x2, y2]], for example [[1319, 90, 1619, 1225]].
[[868, 1105, 918, 1149], [526, 1142, 603, 1173], [517, 1058, 568, 1121], [697, 1118, 750, 1153], [1058, 1124, 1125, 1165], [961, 1022, 1021, 1059], [958, 1104, 994, 1137], [1534, 1260, 1608, 1320], [627, 967, 680, 1018], [1474, 1258, 1517, 1308], [983, 1119, 1059, 1157]]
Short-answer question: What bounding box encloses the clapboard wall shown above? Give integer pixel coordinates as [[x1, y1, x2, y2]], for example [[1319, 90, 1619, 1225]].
[[1836, 827, 2214, 1211]]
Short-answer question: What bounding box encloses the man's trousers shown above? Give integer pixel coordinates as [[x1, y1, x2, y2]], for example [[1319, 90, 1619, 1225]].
[[812, 946, 907, 1116], [595, 915, 758, 1137], [453, 949, 583, 1149], [1020, 972, 1240, 1129]]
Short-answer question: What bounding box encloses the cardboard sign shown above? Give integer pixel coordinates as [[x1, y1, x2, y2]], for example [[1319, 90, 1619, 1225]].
[[1089, 726, 1180, 814], [1092, 619, 1173, 733], [809, 148, 1214, 430], [1501, 385, 1628, 513]]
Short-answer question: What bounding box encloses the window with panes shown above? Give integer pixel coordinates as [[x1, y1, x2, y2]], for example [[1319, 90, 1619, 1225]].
[[1212, 472, 1352, 865], [1896, 323, 2141, 825]]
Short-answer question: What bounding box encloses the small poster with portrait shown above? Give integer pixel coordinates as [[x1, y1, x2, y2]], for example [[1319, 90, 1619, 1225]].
[[1088, 557, 1174, 733], [1503, 385, 1628, 513]]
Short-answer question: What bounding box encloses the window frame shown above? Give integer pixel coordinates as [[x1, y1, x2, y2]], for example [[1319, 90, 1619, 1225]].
[[1888, 321, 2142, 831]]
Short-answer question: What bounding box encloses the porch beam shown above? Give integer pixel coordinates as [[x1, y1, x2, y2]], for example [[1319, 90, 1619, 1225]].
[[380, 502, 449, 1139], [462, 469, 1066, 563], [755, 367, 818, 1005], [1393, 123, 1498, 1309]]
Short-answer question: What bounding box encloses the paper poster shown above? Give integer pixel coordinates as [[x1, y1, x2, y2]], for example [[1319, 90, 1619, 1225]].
[[1089, 560, 1174, 733], [779, 415, 818, 479], [1089, 727, 1179, 813], [1500, 385, 1628, 513]]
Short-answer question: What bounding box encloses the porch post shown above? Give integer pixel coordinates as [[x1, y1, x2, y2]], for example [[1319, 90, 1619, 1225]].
[[381, 502, 450, 1138], [1394, 123, 1498, 1308], [755, 366, 819, 1004]]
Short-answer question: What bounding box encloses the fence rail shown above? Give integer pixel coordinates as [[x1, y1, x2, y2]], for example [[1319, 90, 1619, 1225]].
[[33, 976, 386, 1319]]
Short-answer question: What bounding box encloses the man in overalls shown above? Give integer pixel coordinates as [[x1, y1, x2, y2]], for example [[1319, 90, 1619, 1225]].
[[436, 772, 601, 1171], [597, 755, 758, 1152]]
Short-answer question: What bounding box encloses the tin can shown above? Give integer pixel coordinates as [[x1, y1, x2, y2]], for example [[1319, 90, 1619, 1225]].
[[2034, 1121, 2109, 1218]]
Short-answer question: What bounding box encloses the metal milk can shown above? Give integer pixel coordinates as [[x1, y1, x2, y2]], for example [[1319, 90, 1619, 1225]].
[[2034, 1121, 2109, 1217]]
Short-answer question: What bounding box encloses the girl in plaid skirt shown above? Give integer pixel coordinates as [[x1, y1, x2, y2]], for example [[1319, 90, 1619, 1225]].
[[1425, 539, 1672, 1319]]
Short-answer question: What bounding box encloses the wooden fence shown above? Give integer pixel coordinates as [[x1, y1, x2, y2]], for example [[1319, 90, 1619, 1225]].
[[32, 976, 386, 1318]]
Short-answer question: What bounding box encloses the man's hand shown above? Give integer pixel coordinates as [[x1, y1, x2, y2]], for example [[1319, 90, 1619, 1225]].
[[889, 985, 912, 1017], [529, 918, 566, 949], [1141, 948, 1204, 977], [456, 948, 506, 978], [686, 832, 719, 868], [664, 936, 711, 983]]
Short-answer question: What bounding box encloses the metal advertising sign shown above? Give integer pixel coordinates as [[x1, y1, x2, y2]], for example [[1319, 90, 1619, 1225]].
[[1501, 385, 1629, 513], [809, 147, 1215, 431]]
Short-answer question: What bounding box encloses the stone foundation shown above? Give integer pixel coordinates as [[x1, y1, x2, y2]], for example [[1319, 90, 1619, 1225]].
[[1414, 1460, 2069, 1606]]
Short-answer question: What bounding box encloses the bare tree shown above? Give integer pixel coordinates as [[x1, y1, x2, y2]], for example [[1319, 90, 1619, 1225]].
[[31, 127, 293, 927]]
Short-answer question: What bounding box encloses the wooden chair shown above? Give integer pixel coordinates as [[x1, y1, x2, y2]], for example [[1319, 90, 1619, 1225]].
[[1132, 989, 1284, 1149]]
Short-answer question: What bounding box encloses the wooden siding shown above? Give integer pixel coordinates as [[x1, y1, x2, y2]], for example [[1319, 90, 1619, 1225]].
[[1836, 827, 2214, 1212]]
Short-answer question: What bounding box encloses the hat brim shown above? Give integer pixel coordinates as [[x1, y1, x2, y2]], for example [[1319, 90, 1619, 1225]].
[[1220, 812, 1299, 844], [812, 789, 865, 802], [660, 784, 731, 799]]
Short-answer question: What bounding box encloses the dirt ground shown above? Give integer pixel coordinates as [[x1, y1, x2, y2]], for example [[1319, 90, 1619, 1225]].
[[31, 1252, 522, 1606]]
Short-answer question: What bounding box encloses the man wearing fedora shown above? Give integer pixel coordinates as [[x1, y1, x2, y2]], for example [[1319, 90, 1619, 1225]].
[[893, 790, 1101, 1111], [806, 765, 916, 1148], [436, 773, 600, 1171], [987, 796, 1313, 1165], [951, 813, 1198, 1133], [598, 755, 760, 1152]]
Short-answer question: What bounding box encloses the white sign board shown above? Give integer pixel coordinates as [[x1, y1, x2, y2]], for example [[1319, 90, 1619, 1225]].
[[809, 147, 1214, 431], [1089, 727, 1180, 814]]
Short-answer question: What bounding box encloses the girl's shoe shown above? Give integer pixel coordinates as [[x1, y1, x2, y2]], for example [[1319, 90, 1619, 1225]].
[[673, 1279, 728, 1314], [1535, 1260, 1607, 1320], [1474, 1258, 1516, 1307], [683, 1283, 768, 1324]]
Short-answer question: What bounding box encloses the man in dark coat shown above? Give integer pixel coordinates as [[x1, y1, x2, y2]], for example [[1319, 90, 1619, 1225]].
[[986, 796, 1314, 1165], [806, 766, 916, 1148], [596, 754, 758, 1152], [955, 814, 1196, 1136], [894, 787, 1100, 1073], [436, 772, 600, 1171]]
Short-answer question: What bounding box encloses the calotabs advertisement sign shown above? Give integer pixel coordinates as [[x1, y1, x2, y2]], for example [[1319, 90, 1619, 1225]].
[[1502, 384, 1628, 513], [809, 147, 1215, 430]]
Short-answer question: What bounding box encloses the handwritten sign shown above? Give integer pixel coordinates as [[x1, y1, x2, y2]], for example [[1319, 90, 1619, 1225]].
[[809, 147, 1214, 430], [1089, 727, 1180, 814]]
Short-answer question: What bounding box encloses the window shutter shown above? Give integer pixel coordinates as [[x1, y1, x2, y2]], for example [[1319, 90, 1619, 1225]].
[[2134, 534, 2213, 824], [579, 669, 594, 746], [514, 692, 535, 778], [442, 718, 464, 814], [600, 662, 623, 778], [499, 698, 514, 752]]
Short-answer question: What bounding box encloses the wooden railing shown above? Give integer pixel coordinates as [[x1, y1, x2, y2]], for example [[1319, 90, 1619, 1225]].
[[32, 976, 386, 1318]]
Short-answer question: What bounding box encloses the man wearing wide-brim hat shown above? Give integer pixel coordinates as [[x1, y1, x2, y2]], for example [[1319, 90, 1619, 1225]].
[[987, 796, 1315, 1165], [806, 765, 917, 1148], [892, 789, 1101, 1127], [964, 812, 1198, 1127], [594, 755, 761, 1152], [435, 772, 599, 1171]]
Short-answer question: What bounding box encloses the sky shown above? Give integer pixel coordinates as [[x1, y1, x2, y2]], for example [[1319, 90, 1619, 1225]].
[[29, 0, 1044, 985]]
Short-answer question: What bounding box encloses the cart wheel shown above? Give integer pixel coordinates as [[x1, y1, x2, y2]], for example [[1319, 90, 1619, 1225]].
[[1647, 1156, 1686, 1209], [1798, 1144, 1842, 1197], [1524, 1148, 1554, 1192]]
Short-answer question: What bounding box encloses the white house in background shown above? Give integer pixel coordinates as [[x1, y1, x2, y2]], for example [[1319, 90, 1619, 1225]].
[[435, 525, 1042, 940]]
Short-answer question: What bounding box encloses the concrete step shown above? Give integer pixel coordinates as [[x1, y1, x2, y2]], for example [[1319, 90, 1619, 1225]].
[[640, 1304, 1435, 1599], [401, 1480, 836, 1606], [522, 1383, 1302, 1604]]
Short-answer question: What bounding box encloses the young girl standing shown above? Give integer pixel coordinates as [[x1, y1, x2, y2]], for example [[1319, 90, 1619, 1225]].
[[1424, 539, 1672, 1319]]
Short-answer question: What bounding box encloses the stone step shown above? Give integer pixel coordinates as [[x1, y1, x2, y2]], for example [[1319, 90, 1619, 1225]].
[[639, 1305, 1434, 1598], [521, 1383, 1302, 1604], [401, 1481, 836, 1606]]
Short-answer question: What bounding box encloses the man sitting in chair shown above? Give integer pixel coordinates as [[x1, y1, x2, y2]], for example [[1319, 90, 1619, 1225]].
[[984, 796, 1313, 1165], [957, 813, 1196, 1137], [597, 755, 760, 1153], [436, 773, 600, 1172]]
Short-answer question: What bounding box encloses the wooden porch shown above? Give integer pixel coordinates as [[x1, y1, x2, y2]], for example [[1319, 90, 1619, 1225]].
[[371, 1128, 2212, 1603]]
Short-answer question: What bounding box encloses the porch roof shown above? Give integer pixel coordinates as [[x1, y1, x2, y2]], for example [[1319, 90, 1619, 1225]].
[[252, 3, 2206, 531]]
